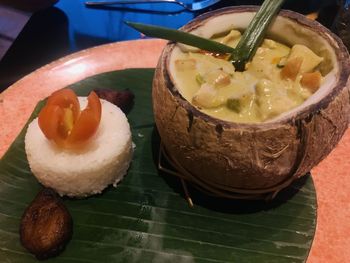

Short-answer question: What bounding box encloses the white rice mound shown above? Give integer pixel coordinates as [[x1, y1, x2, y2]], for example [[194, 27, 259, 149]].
[[25, 97, 133, 198]]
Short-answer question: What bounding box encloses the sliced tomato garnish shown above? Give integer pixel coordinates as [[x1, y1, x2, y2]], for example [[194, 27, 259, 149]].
[[46, 89, 80, 121], [38, 104, 64, 140], [66, 91, 101, 146], [38, 89, 101, 149]]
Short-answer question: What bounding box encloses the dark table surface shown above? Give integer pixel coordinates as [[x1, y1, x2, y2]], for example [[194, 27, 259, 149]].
[[0, 0, 340, 92]]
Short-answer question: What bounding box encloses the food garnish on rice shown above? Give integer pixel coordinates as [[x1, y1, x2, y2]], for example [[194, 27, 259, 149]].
[[38, 89, 101, 149]]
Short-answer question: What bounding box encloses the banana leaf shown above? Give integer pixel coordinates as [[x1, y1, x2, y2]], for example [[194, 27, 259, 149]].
[[0, 69, 316, 262]]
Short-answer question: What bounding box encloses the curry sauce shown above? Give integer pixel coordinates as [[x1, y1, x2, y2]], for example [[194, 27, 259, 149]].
[[171, 30, 324, 123]]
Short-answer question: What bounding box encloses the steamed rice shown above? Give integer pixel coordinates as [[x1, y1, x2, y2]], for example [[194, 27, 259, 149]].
[[25, 98, 133, 197]]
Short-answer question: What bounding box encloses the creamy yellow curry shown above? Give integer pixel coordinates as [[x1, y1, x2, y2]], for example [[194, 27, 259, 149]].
[[171, 30, 324, 123]]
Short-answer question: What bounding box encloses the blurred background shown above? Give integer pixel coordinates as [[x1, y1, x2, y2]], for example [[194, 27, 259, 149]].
[[0, 0, 345, 91]]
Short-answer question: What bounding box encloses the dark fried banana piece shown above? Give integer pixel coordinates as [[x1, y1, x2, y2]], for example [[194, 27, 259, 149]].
[[20, 188, 72, 260], [94, 88, 134, 113]]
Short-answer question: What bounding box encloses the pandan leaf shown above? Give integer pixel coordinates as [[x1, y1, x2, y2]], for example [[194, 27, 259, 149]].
[[125, 21, 234, 54]]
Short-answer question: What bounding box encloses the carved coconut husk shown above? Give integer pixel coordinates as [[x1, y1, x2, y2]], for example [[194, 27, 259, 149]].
[[153, 6, 350, 199]]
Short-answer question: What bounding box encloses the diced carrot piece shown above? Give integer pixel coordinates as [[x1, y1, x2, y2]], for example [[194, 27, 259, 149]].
[[271, 57, 280, 64], [280, 57, 303, 81], [300, 71, 322, 93]]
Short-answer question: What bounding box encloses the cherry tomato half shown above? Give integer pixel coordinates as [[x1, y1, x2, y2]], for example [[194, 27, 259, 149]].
[[38, 89, 101, 149]]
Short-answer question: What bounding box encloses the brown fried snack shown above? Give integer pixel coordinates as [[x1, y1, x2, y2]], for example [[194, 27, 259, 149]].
[[94, 89, 135, 113], [20, 188, 72, 260]]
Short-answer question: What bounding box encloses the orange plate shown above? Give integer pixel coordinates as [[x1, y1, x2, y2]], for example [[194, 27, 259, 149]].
[[0, 39, 349, 263]]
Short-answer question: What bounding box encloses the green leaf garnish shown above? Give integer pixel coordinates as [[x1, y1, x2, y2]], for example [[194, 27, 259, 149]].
[[125, 0, 286, 71], [125, 21, 234, 54], [229, 0, 286, 71]]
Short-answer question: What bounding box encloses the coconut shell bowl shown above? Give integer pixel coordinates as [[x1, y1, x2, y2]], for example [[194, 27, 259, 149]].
[[152, 6, 350, 201]]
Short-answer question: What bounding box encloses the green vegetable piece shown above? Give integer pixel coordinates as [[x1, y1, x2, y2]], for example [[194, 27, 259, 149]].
[[229, 0, 286, 71], [195, 74, 205, 85], [227, 98, 241, 113]]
